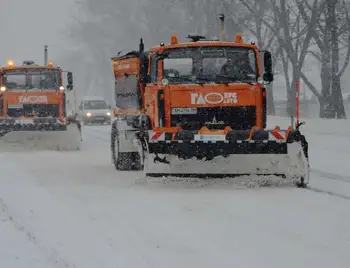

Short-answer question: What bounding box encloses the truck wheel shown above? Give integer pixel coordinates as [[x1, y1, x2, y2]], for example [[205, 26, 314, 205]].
[[111, 129, 142, 171]]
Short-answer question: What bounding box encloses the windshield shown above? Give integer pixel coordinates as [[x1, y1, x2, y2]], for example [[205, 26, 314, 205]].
[[83, 100, 108, 109], [2, 68, 61, 90], [162, 46, 257, 84]]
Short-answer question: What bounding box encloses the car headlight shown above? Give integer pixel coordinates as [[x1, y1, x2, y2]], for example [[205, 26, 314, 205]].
[[0, 86, 6, 91], [106, 112, 111, 116], [59, 86, 65, 91], [86, 112, 91, 117]]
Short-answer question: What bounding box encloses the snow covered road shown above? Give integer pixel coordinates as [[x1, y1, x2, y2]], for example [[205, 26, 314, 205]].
[[1, 117, 350, 268]]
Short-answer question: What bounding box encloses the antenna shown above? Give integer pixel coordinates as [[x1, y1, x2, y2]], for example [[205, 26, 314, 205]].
[[186, 35, 206, 42]]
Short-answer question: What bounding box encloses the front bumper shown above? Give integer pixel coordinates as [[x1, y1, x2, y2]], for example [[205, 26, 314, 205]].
[[145, 141, 309, 182], [84, 115, 110, 123], [148, 140, 287, 158], [143, 128, 309, 181]]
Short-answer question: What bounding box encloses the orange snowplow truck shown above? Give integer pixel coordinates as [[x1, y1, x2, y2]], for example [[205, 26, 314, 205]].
[[110, 34, 309, 187], [0, 60, 81, 149]]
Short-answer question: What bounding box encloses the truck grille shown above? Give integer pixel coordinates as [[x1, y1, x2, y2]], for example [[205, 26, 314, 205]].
[[171, 106, 256, 130], [7, 104, 60, 118]]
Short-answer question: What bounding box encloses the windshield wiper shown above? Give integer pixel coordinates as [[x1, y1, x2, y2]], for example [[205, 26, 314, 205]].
[[213, 75, 254, 85], [167, 77, 205, 86], [196, 76, 220, 85]]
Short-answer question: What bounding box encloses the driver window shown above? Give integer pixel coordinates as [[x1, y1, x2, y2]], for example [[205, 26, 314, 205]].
[[202, 58, 225, 75]]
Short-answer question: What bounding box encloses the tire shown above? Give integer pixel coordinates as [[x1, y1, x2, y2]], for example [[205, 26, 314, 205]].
[[111, 128, 142, 171]]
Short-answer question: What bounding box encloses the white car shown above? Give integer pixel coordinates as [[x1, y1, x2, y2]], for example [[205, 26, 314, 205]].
[[79, 96, 112, 125]]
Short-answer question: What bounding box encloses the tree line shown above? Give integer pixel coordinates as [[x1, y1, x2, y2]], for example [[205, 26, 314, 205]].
[[58, 0, 350, 118]]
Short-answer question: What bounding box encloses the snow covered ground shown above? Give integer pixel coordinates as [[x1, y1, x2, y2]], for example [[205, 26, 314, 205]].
[[0, 116, 350, 268]]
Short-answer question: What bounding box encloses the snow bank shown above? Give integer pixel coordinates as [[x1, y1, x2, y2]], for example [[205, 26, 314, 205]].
[[268, 115, 350, 177]]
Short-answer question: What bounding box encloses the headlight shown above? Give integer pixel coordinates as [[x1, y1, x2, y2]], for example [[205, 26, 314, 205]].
[[106, 112, 111, 116], [161, 78, 169, 86], [86, 112, 91, 117], [59, 86, 65, 91], [0, 86, 6, 91]]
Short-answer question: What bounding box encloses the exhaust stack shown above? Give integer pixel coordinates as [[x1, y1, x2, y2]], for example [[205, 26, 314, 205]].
[[44, 45, 48, 65], [219, 14, 226, 41]]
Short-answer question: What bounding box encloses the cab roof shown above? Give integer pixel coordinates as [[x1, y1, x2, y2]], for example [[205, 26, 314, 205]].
[[111, 33, 257, 60], [150, 41, 256, 52], [1, 66, 61, 71], [1, 60, 60, 71]]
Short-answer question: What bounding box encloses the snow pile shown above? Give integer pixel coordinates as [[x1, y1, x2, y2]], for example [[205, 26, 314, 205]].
[[0, 123, 82, 152]]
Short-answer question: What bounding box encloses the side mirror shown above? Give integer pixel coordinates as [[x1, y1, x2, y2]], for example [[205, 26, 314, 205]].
[[108, 105, 112, 109], [263, 51, 272, 73], [67, 72, 73, 90], [263, 51, 273, 82], [263, 73, 273, 82]]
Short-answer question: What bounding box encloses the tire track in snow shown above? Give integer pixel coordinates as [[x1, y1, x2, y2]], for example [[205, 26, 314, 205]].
[[304, 187, 350, 201], [83, 128, 110, 143], [311, 169, 350, 184], [306, 170, 350, 200], [0, 197, 76, 268]]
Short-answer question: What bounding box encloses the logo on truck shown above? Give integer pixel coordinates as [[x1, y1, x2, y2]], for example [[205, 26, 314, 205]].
[[19, 96, 48, 104], [190, 92, 238, 105]]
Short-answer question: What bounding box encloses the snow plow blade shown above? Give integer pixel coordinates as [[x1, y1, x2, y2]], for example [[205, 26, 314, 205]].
[[144, 127, 309, 186], [0, 118, 82, 151]]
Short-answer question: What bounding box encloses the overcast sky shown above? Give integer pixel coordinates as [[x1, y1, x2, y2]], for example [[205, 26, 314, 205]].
[[0, 0, 76, 66]]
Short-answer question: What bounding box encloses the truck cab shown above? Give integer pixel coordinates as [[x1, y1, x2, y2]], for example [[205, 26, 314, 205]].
[[112, 34, 273, 130], [0, 60, 74, 133]]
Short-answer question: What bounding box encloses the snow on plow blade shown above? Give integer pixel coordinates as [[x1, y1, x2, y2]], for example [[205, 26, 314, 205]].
[[0, 118, 82, 151], [144, 127, 309, 185]]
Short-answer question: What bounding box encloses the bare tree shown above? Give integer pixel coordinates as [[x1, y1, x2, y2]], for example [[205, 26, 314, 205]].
[[240, 0, 325, 117], [297, 0, 349, 118]]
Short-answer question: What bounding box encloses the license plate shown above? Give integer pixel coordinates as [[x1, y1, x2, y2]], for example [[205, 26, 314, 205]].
[[8, 104, 24, 109], [194, 134, 226, 141], [15, 119, 33, 124], [171, 107, 197, 114]]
